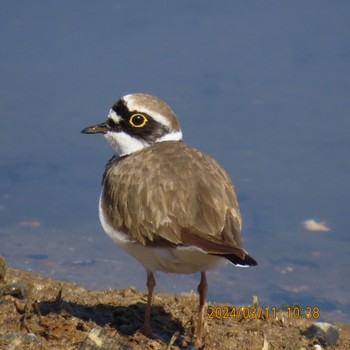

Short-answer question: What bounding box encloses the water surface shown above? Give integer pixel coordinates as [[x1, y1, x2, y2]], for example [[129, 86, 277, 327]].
[[1, 1, 349, 323]]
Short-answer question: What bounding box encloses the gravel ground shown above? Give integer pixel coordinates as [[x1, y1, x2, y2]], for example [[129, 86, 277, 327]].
[[0, 257, 349, 349]]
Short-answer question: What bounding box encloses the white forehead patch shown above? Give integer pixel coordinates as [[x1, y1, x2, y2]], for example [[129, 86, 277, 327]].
[[123, 94, 171, 128], [108, 109, 122, 123]]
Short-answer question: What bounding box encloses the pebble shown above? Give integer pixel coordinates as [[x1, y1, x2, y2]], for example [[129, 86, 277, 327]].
[[0, 333, 41, 348], [79, 327, 133, 350], [1, 283, 27, 299], [301, 322, 339, 347]]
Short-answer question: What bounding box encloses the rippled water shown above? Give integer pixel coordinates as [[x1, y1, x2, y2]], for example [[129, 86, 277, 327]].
[[1, 1, 349, 323]]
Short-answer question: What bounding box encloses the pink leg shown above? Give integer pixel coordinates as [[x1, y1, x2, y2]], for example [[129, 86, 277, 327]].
[[141, 271, 156, 338], [195, 272, 207, 348]]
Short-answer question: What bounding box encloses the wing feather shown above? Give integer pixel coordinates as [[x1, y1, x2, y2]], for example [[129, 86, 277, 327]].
[[101, 142, 245, 257]]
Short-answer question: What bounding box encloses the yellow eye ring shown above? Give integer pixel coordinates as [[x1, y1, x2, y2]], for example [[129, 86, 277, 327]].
[[129, 113, 148, 128]]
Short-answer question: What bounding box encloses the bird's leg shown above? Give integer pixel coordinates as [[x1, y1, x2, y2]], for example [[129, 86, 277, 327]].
[[195, 272, 208, 348], [141, 271, 156, 338]]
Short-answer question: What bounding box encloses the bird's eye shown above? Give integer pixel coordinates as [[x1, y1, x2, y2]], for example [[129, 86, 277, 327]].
[[129, 114, 148, 128]]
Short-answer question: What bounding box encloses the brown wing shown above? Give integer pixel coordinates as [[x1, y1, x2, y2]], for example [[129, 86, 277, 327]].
[[101, 141, 246, 259]]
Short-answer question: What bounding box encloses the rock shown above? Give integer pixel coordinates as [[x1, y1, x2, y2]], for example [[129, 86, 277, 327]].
[[0, 255, 6, 281], [1, 283, 27, 299], [0, 333, 41, 349], [301, 322, 339, 347], [79, 327, 133, 350]]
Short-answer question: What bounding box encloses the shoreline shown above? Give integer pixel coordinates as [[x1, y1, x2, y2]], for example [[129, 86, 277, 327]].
[[0, 258, 349, 349]]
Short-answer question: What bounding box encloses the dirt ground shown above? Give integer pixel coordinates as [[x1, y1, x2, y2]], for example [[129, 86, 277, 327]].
[[0, 265, 349, 350]]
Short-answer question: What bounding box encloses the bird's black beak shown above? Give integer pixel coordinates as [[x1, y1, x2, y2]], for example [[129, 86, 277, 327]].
[[81, 122, 110, 134]]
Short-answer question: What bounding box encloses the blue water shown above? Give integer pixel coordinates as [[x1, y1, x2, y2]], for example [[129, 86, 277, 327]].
[[1, 1, 349, 323]]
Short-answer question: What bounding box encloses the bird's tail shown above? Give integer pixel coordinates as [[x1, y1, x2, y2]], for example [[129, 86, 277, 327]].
[[222, 253, 257, 267]]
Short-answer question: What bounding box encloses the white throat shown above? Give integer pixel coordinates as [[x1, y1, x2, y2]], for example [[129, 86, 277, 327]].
[[104, 130, 183, 156]]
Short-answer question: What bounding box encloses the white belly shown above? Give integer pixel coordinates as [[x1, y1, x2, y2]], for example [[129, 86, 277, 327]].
[[99, 194, 227, 274]]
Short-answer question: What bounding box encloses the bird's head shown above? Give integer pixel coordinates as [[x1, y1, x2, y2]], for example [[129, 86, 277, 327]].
[[82, 93, 182, 156]]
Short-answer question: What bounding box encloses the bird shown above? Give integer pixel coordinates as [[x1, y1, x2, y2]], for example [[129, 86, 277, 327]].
[[81, 93, 257, 348]]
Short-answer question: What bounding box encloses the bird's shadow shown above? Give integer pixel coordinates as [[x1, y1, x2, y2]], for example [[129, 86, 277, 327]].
[[37, 294, 186, 343]]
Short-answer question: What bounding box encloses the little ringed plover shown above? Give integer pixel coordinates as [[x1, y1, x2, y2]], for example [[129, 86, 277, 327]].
[[82, 93, 257, 348]]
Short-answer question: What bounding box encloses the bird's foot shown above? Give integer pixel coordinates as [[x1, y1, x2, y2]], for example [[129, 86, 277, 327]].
[[140, 325, 157, 340], [194, 339, 204, 349]]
